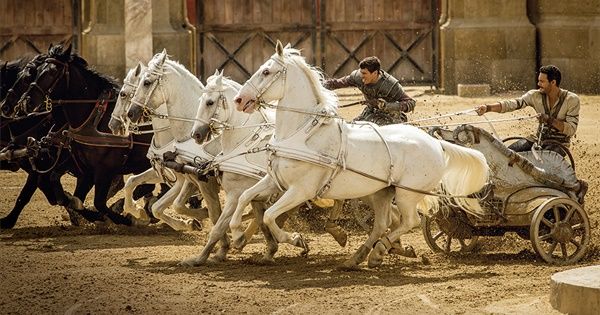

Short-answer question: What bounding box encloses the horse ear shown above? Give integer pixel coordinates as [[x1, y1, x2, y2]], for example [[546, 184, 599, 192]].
[[213, 69, 219, 77], [215, 73, 223, 88], [284, 43, 292, 49], [276, 40, 284, 57], [134, 63, 142, 76], [158, 49, 167, 65]]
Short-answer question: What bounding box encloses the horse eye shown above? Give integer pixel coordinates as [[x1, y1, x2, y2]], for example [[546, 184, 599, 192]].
[[143, 79, 151, 86], [206, 100, 214, 106], [262, 69, 270, 76], [119, 91, 128, 98]]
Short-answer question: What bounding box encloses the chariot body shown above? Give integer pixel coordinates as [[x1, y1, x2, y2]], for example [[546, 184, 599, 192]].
[[421, 125, 589, 264]]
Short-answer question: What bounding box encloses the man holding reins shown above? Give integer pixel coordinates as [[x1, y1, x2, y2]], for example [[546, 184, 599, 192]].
[[323, 56, 416, 125], [474, 65, 587, 203]]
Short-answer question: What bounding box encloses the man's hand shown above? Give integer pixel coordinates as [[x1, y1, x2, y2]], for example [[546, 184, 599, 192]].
[[365, 98, 386, 109], [538, 113, 554, 125], [474, 105, 487, 116]]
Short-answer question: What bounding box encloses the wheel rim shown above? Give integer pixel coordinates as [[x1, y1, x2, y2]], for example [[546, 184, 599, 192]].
[[421, 214, 478, 254], [530, 198, 590, 264]]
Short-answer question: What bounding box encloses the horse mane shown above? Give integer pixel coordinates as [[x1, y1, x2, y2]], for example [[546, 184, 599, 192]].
[[48, 44, 120, 91], [205, 74, 242, 91], [281, 48, 338, 112], [148, 54, 205, 89]]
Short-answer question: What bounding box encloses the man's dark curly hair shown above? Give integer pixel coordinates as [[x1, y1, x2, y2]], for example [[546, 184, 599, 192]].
[[359, 56, 381, 73], [539, 65, 562, 86]]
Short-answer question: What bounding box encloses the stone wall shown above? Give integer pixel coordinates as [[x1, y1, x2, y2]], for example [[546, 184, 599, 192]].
[[80, 0, 194, 81], [439, 0, 600, 94]]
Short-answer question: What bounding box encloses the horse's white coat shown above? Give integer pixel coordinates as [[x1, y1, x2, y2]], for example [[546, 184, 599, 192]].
[[231, 42, 490, 267]]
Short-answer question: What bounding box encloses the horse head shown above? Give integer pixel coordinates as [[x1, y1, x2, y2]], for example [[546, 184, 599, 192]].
[[234, 41, 295, 114], [127, 49, 205, 142], [191, 69, 242, 143], [127, 49, 168, 124], [109, 62, 145, 136], [17, 44, 74, 115], [0, 55, 44, 118]]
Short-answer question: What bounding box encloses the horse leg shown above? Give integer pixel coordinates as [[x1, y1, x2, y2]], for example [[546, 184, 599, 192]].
[[68, 176, 106, 223], [122, 168, 160, 221], [386, 203, 417, 258], [181, 187, 247, 266], [325, 199, 348, 247], [368, 190, 423, 268], [261, 186, 317, 257], [0, 172, 39, 229], [230, 176, 280, 250], [173, 179, 208, 224], [149, 180, 195, 231], [339, 188, 395, 270], [249, 200, 281, 263], [93, 177, 132, 226], [171, 179, 205, 231]]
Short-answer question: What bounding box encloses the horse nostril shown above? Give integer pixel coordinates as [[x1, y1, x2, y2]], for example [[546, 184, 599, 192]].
[[234, 97, 242, 104]]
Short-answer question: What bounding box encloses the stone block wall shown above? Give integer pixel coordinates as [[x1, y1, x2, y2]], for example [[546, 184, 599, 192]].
[[80, 0, 194, 80], [439, 0, 600, 94]]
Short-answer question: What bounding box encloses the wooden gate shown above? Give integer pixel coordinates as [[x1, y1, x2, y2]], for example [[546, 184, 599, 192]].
[[0, 0, 78, 61], [194, 0, 437, 84], [196, 0, 317, 83], [320, 0, 437, 84]]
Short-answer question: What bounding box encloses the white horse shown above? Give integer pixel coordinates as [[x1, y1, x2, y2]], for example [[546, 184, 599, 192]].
[[117, 51, 219, 231], [231, 41, 490, 268], [181, 70, 354, 266]]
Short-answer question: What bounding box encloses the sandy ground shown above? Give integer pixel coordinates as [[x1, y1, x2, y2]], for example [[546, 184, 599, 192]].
[[1, 87, 599, 314]]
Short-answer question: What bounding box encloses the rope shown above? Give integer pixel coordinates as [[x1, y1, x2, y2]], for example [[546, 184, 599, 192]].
[[407, 114, 539, 129]]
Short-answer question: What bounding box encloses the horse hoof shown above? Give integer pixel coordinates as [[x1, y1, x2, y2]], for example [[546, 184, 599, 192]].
[[336, 260, 361, 271], [191, 220, 202, 231], [207, 255, 226, 264], [388, 245, 417, 258], [65, 208, 83, 226], [179, 256, 203, 267], [232, 235, 247, 251], [367, 241, 387, 268], [292, 233, 309, 257], [325, 226, 348, 247]]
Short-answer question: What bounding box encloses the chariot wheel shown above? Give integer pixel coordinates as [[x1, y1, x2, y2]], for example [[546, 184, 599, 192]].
[[530, 197, 590, 264], [421, 214, 479, 254]]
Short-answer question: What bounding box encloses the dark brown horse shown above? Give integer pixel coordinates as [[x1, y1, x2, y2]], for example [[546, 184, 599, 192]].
[[13, 44, 158, 226]]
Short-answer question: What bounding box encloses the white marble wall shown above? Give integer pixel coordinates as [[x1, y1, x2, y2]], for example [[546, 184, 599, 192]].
[[124, 0, 153, 68]]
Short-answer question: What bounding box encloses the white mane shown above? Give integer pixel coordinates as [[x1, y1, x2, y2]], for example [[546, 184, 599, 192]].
[[278, 48, 338, 113]]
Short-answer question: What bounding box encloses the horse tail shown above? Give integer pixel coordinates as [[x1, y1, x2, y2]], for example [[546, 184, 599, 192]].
[[434, 140, 489, 216]]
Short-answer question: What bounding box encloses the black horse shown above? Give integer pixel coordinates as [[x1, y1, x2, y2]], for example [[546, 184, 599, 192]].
[[16, 44, 158, 226], [0, 53, 111, 228]]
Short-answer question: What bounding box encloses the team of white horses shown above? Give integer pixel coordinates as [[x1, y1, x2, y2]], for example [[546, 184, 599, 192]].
[[108, 41, 489, 269]]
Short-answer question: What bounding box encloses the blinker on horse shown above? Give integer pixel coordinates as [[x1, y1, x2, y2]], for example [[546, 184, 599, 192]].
[[17, 44, 158, 226]]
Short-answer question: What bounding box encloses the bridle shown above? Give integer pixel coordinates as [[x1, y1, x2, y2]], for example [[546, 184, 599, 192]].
[[129, 66, 168, 122], [21, 57, 71, 114], [243, 55, 335, 119]]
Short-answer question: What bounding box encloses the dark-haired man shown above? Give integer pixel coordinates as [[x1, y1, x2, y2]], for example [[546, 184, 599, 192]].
[[323, 56, 415, 125], [475, 65, 579, 153], [474, 65, 587, 202], [322, 57, 418, 258]]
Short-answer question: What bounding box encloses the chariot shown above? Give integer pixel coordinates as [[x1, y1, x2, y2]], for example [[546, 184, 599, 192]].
[[421, 125, 590, 264]]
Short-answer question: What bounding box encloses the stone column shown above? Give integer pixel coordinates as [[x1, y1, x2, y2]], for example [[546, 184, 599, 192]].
[[439, 0, 536, 94], [535, 0, 600, 94], [125, 0, 153, 69], [80, 0, 195, 80], [151, 0, 195, 75], [80, 0, 126, 79]]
